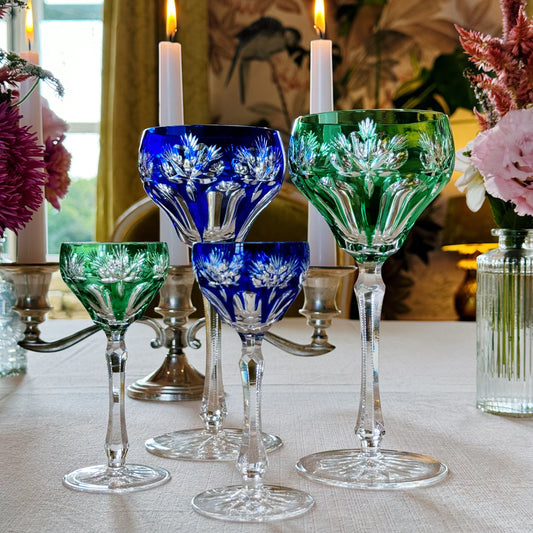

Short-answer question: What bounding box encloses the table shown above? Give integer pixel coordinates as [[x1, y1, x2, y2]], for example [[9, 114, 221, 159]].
[[1, 318, 532, 533]]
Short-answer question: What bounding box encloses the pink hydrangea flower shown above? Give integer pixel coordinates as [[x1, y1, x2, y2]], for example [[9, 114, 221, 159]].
[[41, 97, 68, 141], [470, 108, 533, 217], [44, 135, 71, 210], [0, 101, 46, 236], [41, 98, 71, 209]]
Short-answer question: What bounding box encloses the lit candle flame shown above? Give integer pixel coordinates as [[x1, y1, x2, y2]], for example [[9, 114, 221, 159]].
[[314, 0, 326, 39], [25, 1, 34, 48], [166, 0, 177, 41]]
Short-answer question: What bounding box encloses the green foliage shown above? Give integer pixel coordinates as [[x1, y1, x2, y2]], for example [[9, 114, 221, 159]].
[[0, 50, 64, 103], [335, 0, 388, 37], [47, 178, 96, 254], [393, 49, 478, 114], [488, 195, 533, 230]]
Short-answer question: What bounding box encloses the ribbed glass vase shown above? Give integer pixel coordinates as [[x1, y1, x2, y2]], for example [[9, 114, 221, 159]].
[[476, 228, 533, 416]]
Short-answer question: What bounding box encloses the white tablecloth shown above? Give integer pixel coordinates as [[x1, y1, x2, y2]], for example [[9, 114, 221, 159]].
[[1, 318, 532, 533]]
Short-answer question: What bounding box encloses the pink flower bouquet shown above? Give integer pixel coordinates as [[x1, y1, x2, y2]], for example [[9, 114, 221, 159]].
[[455, 0, 533, 229]]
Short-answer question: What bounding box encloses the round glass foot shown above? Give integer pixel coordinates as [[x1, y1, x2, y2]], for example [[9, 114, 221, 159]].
[[191, 484, 314, 522], [145, 428, 282, 461], [296, 448, 448, 489], [62, 464, 171, 493]]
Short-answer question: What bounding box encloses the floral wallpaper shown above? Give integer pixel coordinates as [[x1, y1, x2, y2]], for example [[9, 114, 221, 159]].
[[209, 0, 502, 136]]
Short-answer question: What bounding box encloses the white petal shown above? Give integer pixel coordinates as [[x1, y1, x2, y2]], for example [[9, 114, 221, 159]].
[[465, 181, 486, 212]]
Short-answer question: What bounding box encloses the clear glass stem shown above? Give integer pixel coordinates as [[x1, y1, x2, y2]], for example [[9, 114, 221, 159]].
[[105, 330, 129, 469], [354, 261, 386, 455], [237, 334, 267, 491], [200, 297, 227, 434]]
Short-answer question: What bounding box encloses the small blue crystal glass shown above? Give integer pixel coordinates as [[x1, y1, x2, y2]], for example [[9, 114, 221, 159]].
[[139, 125, 285, 461], [191, 241, 313, 522]]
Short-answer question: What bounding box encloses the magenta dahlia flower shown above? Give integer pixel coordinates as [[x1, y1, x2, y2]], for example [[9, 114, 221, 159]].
[[44, 135, 71, 210], [0, 100, 46, 236]]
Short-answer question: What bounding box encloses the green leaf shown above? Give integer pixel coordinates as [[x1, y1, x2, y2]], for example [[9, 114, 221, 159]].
[[487, 195, 533, 230]]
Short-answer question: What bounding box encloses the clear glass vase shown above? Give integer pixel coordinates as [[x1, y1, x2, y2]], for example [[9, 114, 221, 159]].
[[477, 228, 533, 416], [0, 238, 26, 378]]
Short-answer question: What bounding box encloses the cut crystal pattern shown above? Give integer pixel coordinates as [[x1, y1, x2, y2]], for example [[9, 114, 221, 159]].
[[139, 126, 285, 246], [289, 112, 454, 260], [60, 243, 169, 331], [192, 242, 309, 333]]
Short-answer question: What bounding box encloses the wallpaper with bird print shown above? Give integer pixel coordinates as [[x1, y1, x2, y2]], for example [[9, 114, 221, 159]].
[[209, 0, 501, 138]]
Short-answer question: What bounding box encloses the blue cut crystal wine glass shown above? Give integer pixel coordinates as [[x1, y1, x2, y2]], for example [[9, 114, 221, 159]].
[[191, 241, 313, 522], [139, 125, 285, 461]]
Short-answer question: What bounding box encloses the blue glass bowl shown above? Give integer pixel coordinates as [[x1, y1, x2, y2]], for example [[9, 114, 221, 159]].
[[139, 125, 285, 244], [192, 242, 310, 333]]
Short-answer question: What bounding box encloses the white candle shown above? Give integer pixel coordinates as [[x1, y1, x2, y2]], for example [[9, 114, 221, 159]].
[[309, 0, 336, 266], [17, 5, 46, 264], [158, 0, 188, 265]]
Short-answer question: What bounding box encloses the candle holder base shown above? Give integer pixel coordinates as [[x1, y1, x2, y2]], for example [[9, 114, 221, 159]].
[[127, 265, 204, 402], [126, 355, 204, 401]]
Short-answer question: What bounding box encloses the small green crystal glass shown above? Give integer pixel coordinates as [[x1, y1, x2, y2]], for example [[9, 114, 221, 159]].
[[59, 242, 170, 493], [290, 109, 454, 489]]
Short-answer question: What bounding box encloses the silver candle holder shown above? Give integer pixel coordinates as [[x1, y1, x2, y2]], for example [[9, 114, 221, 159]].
[[0, 263, 63, 347], [264, 266, 355, 355], [127, 265, 204, 401]]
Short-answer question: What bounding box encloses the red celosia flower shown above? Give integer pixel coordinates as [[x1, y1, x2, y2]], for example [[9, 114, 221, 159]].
[[0, 100, 46, 237], [456, 0, 533, 130], [44, 135, 71, 210]]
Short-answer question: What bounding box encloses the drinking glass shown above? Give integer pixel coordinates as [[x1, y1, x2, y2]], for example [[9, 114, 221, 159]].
[[191, 241, 313, 521], [59, 242, 170, 493], [289, 109, 454, 488], [139, 125, 285, 460]]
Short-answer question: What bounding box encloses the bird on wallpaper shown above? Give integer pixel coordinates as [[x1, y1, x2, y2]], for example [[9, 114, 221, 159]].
[[225, 16, 302, 103]]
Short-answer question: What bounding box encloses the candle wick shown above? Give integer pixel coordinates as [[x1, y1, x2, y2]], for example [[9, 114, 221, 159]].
[[169, 28, 178, 42], [314, 25, 325, 39], [28, 39, 31, 51]]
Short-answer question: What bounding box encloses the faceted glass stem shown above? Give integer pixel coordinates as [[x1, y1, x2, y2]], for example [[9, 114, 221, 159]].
[[105, 329, 129, 469], [354, 262, 386, 455], [237, 334, 267, 491], [296, 258, 448, 488], [200, 297, 227, 434], [191, 330, 314, 520]]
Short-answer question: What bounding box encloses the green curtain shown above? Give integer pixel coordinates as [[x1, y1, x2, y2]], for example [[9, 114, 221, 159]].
[[96, 0, 209, 240]]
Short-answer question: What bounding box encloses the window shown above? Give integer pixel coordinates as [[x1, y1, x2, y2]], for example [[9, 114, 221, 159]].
[[8, 1, 103, 255], [0, 16, 6, 49], [38, 0, 103, 254], [39, 0, 103, 254]]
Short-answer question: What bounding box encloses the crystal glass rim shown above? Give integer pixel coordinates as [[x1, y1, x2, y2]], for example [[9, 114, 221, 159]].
[[293, 108, 449, 127], [60, 241, 168, 247], [142, 124, 282, 140], [192, 241, 309, 252]]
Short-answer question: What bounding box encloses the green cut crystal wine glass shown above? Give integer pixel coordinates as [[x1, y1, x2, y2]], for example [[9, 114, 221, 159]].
[[289, 109, 454, 489], [59, 242, 170, 493]]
